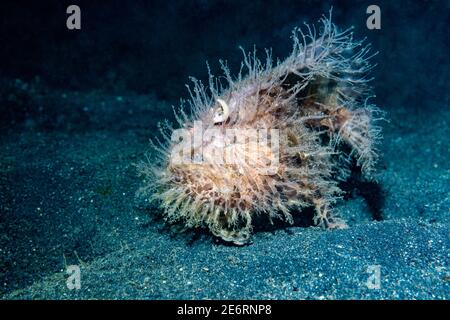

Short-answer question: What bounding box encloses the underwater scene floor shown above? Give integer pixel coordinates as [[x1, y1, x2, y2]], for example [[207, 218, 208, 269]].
[[0, 83, 448, 299]]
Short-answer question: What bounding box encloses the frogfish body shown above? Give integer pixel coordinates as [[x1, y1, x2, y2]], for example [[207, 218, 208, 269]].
[[138, 14, 382, 244]]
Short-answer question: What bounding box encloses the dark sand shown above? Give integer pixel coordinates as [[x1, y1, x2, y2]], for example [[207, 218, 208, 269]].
[[0, 83, 448, 299]]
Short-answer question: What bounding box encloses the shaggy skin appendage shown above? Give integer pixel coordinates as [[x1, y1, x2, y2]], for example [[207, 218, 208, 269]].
[[137, 14, 383, 245]]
